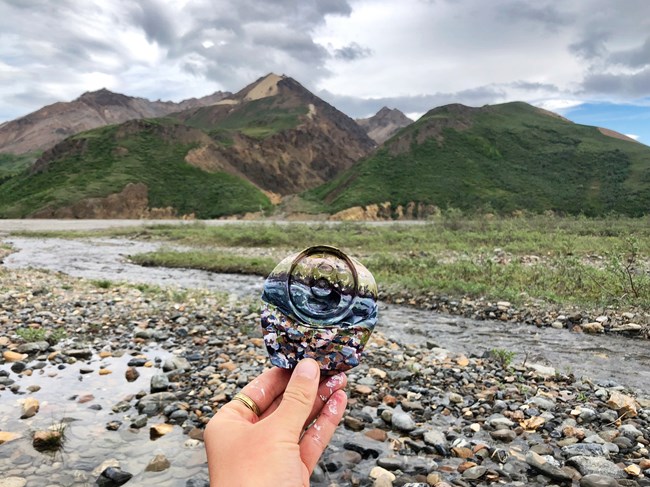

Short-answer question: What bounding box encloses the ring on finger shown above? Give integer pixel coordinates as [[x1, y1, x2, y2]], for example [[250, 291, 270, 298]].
[[233, 392, 262, 416]]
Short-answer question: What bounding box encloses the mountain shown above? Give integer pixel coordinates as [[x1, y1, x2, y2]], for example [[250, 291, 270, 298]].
[[171, 73, 375, 194], [356, 107, 413, 144], [307, 102, 650, 217], [0, 74, 374, 218], [0, 89, 230, 156]]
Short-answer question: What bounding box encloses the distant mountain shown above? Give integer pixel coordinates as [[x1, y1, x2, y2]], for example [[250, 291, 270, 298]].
[[356, 107, 413, 143], [307, 102, 650, 217], [0, 74, 374, 218], [0, 89, 230, 155]]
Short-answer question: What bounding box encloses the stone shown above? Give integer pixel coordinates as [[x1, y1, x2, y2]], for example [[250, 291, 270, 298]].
[[150, 374, 170, 393], [130, 414, 148, 429], [96, 467, 133, 487], [377, 457, 404, 471], [562, 443, 608, 458], [150, 423, 174, 439], [490, 429, 517, 443], [106, 421, 122, 431], [579, 474, 619, 487], [370, 466, 396, 481], [32, 430, 63, 451], [3, 351, 27, 362], [145, 454, 170, 472], [365, 428, 388, 442], [607, 392, 638, 417], [125, 367, 139, 382], [0, 432, 21, 445], [462, 466, 487, 480], [391, 411, 416, 432], [66, 348, 92, 359], [566, 456, 625, 479], [525, 451, 572, 482], [343, 438, 382, 459], [185, 478, 210, 487], [0, 478, 27, 487], [325, 450, 363, 471], [163, 356, 191, 372], [344, 416, 365, 431], [528, 396, 556, 411], [583, 322, 604, 333], [136, 392, 177, 416], [20, 397, 39, 418], [624, 464, 641, 476]]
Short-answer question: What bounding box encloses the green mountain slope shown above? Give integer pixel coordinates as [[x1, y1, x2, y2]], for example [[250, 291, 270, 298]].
[[306, 102, 650, 216], [0, 119, 271, 218]]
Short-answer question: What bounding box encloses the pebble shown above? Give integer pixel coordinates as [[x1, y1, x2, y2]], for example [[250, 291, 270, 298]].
[[391, 411, 416, 432], [96, 467, 133, 487], [580, 474, 620, 487], [145, 454, 171, 472], [0, 478, 27, 487]]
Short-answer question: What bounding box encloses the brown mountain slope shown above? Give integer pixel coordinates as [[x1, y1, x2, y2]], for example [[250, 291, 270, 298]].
[[0, 89, 230, 155], [173, 74, 376, 194], [356, 106, 413, 144]]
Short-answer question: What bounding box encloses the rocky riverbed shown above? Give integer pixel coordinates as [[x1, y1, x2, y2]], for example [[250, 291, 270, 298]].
[[0, 267, 649, 487]]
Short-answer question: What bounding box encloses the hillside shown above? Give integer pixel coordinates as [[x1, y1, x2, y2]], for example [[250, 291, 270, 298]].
[[0, 74, 374, 218], [307, 102, 650, 217], [0, 119, 271, 218], [0, 89, 230, 155], [356, 107, 413, 143], [171, 74, 375, 194]]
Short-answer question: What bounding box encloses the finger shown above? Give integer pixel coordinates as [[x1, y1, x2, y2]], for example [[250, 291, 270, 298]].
[[300, 390, 348, 475], [273, 359, 320, 439], [221, 366, 291, 421], [261, 372, 347, 422]]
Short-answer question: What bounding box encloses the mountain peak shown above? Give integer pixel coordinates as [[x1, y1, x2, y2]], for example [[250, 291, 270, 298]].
[[243, 73, 286, 101], [356, 106, 413, 144]]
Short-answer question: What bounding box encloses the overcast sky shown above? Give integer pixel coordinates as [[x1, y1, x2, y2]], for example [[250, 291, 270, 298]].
[[1, 0, 649, 143]]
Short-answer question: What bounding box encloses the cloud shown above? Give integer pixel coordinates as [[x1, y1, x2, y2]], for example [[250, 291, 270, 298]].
[[581, 68, 650, 97], [334, 42, 373, 61], [497, 1, 572, 31], [624, 133, 640, 140]]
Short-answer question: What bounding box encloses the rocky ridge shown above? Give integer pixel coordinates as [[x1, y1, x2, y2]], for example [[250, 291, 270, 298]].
[[0, 267, 648, 486], [357, 107, 413, 144], [0, 88, 230, 155]]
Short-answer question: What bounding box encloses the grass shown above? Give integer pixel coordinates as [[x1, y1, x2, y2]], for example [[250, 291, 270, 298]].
[[0, 121, 272, 218], [305, 102, 650, 217], [16, 327, 67, 344], [0, 152, 39, 180], [491, 348, 516, 367], [19, 215, 649, 310]]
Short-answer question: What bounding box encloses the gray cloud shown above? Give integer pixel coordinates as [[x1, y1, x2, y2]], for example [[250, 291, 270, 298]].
[[609, 37, 650, 68], [129, 0, 176, 46], [497, 1, 571, 31], [581, 68, 650, 97], [334, 43, 373, 61]]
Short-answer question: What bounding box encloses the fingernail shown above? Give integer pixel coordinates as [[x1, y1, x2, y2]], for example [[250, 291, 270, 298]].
[[295, 359, 319, 380]]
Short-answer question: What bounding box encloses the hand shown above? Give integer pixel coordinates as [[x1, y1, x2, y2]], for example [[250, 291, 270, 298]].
[[204, 359, 348, 487]]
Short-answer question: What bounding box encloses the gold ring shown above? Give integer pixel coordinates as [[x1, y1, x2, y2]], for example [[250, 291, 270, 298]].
[[233, 392, 261, 416]]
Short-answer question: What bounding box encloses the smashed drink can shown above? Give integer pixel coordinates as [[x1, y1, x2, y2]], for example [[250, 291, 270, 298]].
[[260, 245, 378, 374]]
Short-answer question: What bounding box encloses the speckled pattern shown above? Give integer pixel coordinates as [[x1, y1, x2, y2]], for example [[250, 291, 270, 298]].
[[261, 302, 373, 374], [260, 246, 378, 373]]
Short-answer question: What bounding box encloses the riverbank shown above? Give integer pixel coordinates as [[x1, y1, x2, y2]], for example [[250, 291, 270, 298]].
[[0, 267, 649, 486]]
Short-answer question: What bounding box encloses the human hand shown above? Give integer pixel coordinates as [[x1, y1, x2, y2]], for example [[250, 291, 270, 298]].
[[204, 359, 348, 487]]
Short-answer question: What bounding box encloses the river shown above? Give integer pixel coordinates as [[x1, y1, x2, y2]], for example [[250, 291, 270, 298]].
[[3, 235, 648, 399]]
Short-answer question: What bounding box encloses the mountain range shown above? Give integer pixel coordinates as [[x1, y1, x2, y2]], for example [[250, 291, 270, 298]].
[[0, 74, 648, 218]]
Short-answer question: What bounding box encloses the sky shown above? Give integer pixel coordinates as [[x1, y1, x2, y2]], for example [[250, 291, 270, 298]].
[[1, 0, 650, 144]]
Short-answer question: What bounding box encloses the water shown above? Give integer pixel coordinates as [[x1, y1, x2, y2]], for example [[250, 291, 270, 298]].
[[4, 236, 649, 397]]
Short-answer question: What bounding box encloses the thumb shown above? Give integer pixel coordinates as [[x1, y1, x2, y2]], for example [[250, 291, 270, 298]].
[[273, 359, 321, 440]]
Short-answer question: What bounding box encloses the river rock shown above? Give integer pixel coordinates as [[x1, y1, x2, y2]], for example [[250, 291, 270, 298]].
[[163, 356, 191, 372], [490, 429, 517, 442], [145, 454, 170, 472], [136, 392, 177, 416], [17, 341, 50, 354], [0, 478, 27, 487], [66, 348, 92, 359], [562, 443, 608, 458], [125, 367, 139, 382], [525, 451, 572, 482], [96, 467, 133, 486], [607, 392, 638, 417], [20, 397, 39, 418], [150, 374, 170, 393], [185, 478, 210, 487], [343, 438, 383, 459], [325, 450, 363, 471], [580, 474, 619, 487], [3, 351, 27, 362], [566, 456, 625, 478], [391, 411, 416, 432]]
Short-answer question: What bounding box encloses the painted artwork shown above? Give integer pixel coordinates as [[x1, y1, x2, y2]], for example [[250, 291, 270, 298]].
[[261, 246, 378, 374]]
